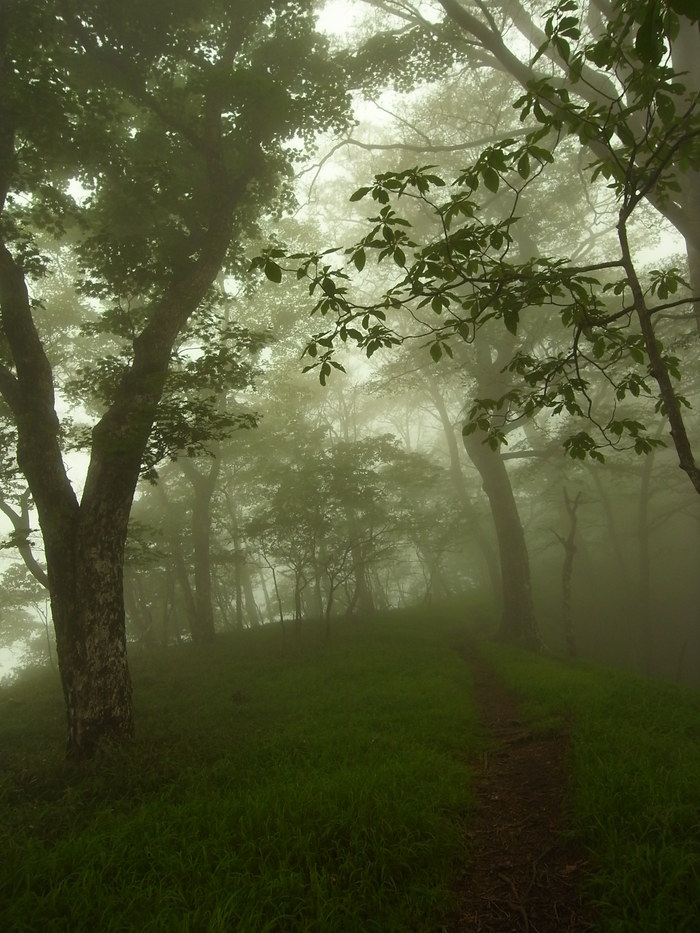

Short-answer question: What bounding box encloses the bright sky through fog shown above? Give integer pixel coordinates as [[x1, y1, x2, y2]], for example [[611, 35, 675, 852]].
[[316, 0, 363, 36]]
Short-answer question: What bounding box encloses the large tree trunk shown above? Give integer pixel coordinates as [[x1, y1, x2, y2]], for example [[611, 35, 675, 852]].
[[52, 524, 134, 756], [36, 421, 146, 756], [461, 426, 539, 648]]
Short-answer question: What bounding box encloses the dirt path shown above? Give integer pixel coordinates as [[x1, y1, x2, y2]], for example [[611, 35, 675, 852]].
[[447, 640, 595, 932]]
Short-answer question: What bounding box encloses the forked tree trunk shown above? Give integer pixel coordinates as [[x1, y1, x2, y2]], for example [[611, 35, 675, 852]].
[[40, 441, 141, 757]]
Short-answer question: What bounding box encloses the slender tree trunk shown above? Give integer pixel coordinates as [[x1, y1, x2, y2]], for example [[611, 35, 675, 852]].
[[181, 456, 221, 643], [425, 374, 501, 602], [156, 483, 199, 638], [636, 424, 665, 673], [586, 465, 629, 583], [241, 560, 261, 626], [258, 568, 274, 623], [161, 568, 176, 646], [555, 489, 581, 659], [619, 215, 700, 494], [347, 522, 374, 616], [462, 427, 539, 647], [0, 486, 49, 587], [234, 549, 244, 631]]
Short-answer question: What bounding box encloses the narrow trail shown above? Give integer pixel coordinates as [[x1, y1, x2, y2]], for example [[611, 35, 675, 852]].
[[447, 640, 595, 933]]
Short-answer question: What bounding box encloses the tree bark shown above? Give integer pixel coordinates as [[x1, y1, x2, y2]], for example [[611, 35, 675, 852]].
[[619, 213, 700, 494]]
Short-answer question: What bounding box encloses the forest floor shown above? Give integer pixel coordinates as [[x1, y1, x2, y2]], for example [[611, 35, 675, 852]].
[[448, 640, 596, 933]]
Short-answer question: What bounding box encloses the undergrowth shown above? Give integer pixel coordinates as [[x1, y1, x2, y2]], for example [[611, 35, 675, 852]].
[[0, 610, 476, 933], [481, 641, 700, 933]]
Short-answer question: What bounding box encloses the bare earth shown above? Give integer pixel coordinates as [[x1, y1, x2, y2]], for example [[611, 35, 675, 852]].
[[446, 640, 596, 932]]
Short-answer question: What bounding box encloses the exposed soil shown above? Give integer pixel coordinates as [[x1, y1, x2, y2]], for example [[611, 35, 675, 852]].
[[446, 640, 596, 932]]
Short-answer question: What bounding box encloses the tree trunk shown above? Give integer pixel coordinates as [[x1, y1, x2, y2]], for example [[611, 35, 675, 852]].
[[461, 427, 539, 648], [425, 376, 501, 602], [181, 455, 221, 643], [347, 519, 374, 617], [157, 483, 199, 638], [636, 424, 665, 674], [241, 559, 261, 627], [46, 483, 136, 758], [556, 489, 581, 659], [671, 18, 700, 334]]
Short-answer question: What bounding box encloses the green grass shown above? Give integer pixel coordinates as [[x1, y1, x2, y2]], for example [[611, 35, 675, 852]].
[[480, 640, 700, 933], [0, 611, 477, 933], [4, 607, 700, 932]]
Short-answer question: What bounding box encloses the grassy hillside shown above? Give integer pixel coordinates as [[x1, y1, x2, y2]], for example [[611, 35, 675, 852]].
[[0, 612, 477, 933], [2, 608, 700, 931]]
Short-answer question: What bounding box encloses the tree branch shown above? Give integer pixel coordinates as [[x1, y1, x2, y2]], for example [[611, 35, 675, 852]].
[[0, 487, 49, 587]]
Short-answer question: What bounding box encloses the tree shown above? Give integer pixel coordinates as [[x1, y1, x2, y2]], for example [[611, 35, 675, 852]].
[[0, 0, 348, 756], [267, 0, 700, 488]]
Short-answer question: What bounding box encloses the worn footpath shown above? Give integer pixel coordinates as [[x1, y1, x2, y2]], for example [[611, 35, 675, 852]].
[[447, 640, 595, 932]]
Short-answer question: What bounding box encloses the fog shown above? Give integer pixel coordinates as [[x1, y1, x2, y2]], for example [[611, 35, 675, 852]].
[[4, 4, 700, 931]]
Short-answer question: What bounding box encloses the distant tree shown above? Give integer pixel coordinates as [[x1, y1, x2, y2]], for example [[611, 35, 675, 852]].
[[0, 0, 348, 756]]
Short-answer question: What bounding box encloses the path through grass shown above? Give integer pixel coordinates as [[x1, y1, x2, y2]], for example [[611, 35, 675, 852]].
[[481, 641, 700, 932]]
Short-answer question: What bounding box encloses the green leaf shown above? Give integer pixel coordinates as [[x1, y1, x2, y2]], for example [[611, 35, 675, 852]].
[[517, 154, 531, 179], [264, 260, 282, 283], [353, 248, 366, 272], [503, 309, 519, 335], [655, 93, 675, 125], [635, 1, 665, 66], [349, 187, 371, 202], [553, 36, 570, 61], [483, 167, 500, 193], [429, 342, 443, 362]]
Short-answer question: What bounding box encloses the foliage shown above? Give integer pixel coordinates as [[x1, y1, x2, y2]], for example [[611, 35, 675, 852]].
[[256, 0, 700, 487]]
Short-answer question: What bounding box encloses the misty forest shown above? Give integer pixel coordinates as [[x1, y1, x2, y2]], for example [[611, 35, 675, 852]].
[[1, 0, 700, 930]]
